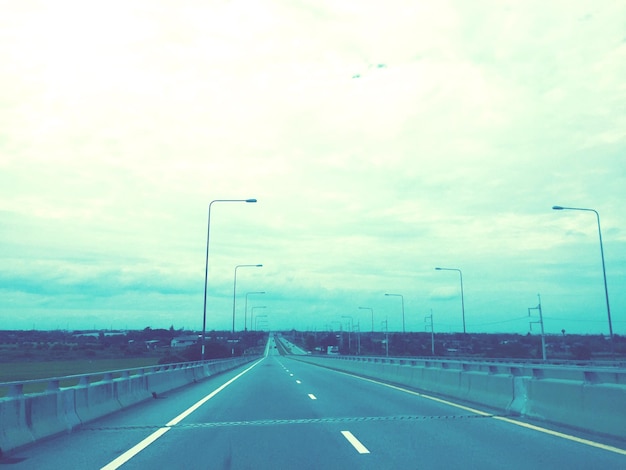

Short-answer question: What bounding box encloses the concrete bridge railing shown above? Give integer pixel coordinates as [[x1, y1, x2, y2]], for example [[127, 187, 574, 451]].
[[288, 353, 626, 442], [0, 356, 258, 456]]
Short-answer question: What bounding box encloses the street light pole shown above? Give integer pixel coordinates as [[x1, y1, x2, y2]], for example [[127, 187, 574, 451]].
[[384, 293, 405, 333], [359, 307, 374, 332], [255, 314, 268, 330], [435, 267, 466, 334], [251, 306, 266, 331], [552, 205, 614, 350], [232, 264, 263, 334], [245, 292, 265, 331], [202, 198, 257, 362]]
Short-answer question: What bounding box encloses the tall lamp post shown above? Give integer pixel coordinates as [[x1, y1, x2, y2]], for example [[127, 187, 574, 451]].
[[255, 314, 268, 331], [359, 307, 374, 332], [245, 291, 265, 331], [384, 293, 405, 333], [232, 264, 263, 334], [251, 306, 266, 331], [202, 198, 257, 361], [552, 205, 613, 351], [435, 267, 466, 334]]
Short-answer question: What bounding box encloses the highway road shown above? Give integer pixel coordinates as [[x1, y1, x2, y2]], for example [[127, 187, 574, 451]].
[[3, 336, 626, 469]]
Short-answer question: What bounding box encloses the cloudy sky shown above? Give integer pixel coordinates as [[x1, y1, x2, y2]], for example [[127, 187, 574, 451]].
[[1, 0, 624, 336]]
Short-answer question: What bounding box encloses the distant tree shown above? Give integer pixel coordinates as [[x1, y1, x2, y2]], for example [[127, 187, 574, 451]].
[[304, 334, 316, 351], [158, 351, 186, 364], [319, 333, 339, 349], [172, 341, 231, 362], [492, 340, 527, 359], [571, 343, 592, 360]]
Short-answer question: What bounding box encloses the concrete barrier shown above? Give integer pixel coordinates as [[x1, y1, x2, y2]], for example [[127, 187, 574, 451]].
[[114, 372, 151, 408], [0, 356, 259, 456], [28, 389, 79, 444], [523, 369, 626, 439], [460, 365, 515, 412], [0, 396, 34, 453], [286, 353, 626, 441]]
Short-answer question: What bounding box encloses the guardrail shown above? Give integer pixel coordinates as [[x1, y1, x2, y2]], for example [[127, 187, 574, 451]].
[[0, 358, 236, 398], [381, 355, 626, 368], [0, 355, 260, 456], [287, 353, 626, 442]]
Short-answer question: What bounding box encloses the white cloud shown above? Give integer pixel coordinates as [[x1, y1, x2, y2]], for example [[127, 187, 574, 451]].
[[0, 0, 624, 334]]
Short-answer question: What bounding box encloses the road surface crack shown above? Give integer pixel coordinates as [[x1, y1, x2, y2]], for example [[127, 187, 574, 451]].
[[82, 413, 500, 431]]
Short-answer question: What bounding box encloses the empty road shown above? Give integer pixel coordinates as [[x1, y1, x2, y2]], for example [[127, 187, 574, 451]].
[[3, 337, 625, 469]]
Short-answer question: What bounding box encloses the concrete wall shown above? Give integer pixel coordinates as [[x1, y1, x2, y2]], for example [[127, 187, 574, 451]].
[[0, 356, 256, 456], [288, 354, 626, 441]]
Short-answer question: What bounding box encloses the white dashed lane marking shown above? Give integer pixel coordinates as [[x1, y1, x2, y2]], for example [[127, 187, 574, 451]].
[[341, 431, 370, 454]]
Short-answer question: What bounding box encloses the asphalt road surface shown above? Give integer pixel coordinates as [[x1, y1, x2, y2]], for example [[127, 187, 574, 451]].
[[3, 337, 626, 469]]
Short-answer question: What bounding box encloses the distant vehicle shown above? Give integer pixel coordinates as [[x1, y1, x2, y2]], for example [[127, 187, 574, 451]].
[[327, 345, 339, 355]]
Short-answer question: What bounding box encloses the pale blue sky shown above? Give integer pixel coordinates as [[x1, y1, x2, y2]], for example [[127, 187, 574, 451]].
[[1, 0, 625, 335]]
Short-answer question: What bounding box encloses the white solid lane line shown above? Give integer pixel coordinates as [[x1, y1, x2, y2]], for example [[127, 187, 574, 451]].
[[333, 368, 626, 456], [100, 427, 170, 470], [100, 358, 265, 470], [341, 431, 370, 454]]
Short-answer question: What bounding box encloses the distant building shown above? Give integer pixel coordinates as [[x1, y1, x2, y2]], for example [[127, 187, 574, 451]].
[[128, 339, 162, 350], [171, 335, 199, 348], [72, 331, 126, 339], [145, 340, 160, 349]]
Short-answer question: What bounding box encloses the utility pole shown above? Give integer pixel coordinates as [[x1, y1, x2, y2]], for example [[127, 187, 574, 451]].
[[425, 310, 435, 355], [381, 318, 389, 357], [528, 293, 547, 361]]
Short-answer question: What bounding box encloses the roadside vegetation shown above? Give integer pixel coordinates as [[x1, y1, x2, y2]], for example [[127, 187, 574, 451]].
[[286, 330, 625, 362], [0, 328, 269, 385], [1, 327, 622, 388]]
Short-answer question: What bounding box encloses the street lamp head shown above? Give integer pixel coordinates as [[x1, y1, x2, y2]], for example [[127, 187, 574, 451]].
[[552, 205, 564, 210], [435, 267, 442, 270], [246, 198, 257, 203], [256, 264, 263, 267]]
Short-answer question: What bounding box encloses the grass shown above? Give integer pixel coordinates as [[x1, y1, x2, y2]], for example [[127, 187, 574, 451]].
[[0, 357, 161, 382], [0, 357, 161, 396]]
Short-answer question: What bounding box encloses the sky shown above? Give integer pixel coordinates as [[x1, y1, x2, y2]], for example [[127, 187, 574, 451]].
[[1, 0, 625, 336]]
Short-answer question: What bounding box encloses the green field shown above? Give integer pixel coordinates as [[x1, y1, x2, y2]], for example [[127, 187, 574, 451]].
[[0, 357, 161, 396], [0, 357, 161, 382]]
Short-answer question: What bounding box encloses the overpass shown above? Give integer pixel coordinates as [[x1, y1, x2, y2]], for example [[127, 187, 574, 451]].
[[1, 335, 625, 468]]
